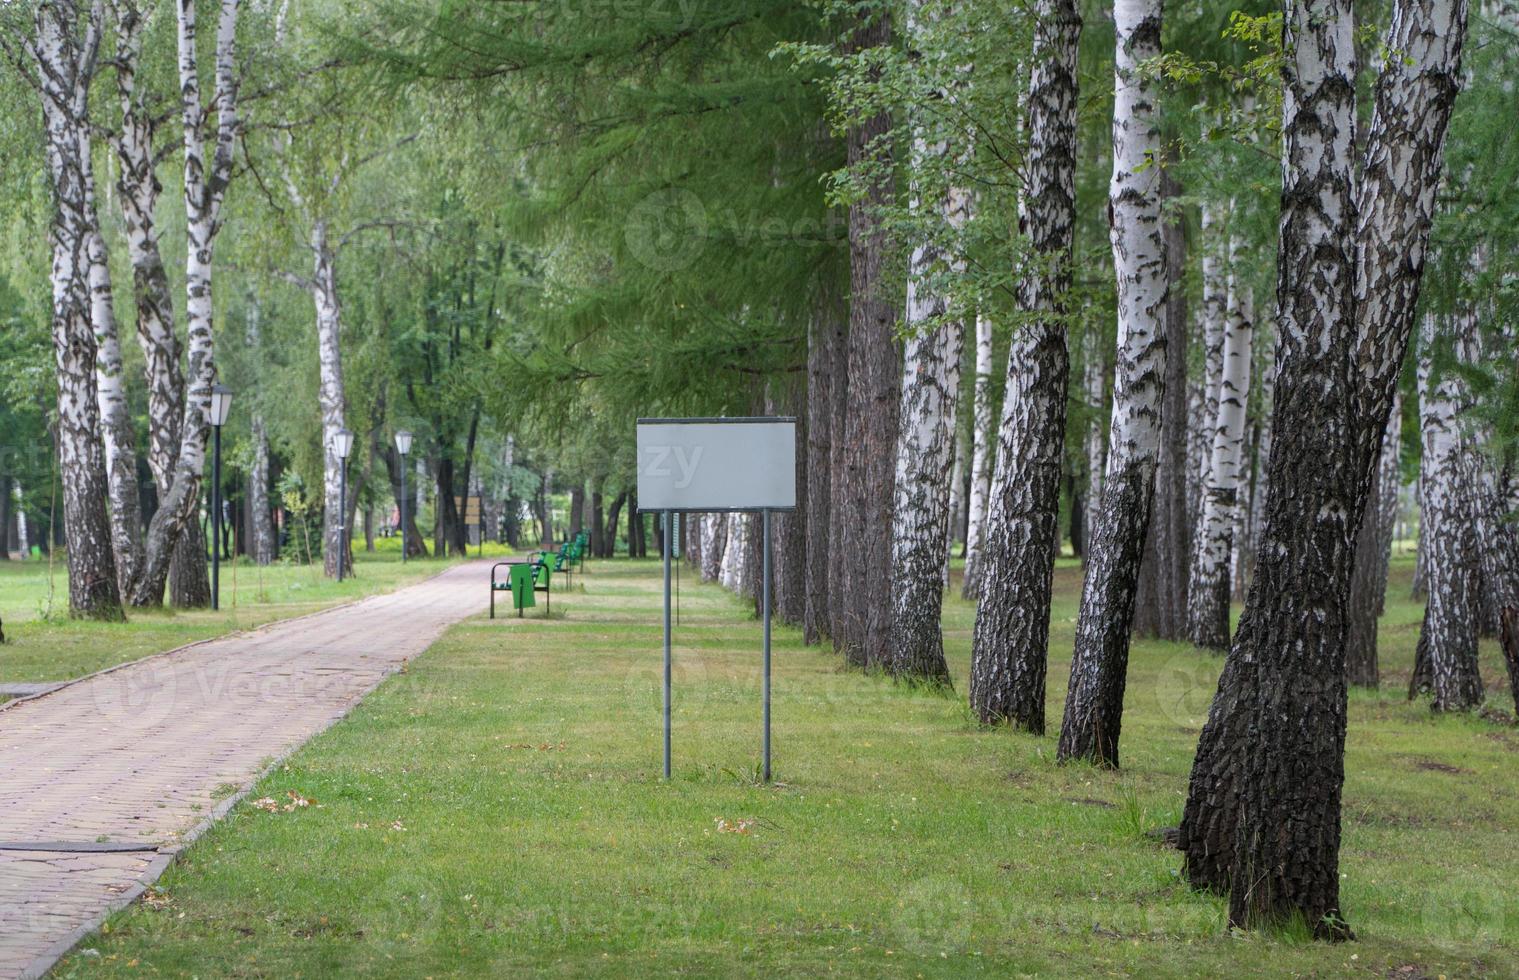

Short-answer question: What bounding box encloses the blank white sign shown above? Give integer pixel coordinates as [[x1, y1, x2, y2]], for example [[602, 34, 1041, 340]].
[[636, 418, 797, 511]]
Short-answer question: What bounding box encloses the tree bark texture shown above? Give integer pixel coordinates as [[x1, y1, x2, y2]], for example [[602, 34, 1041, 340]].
[[1178, 0, 1467, 934], [1344, 392, 1400, 685], [805, 278, 843, 643], [960, 313, 996, 598], [1132, 172, 1189, 640], [1057, 0, 1166, 766], [1185, 216, 1255, 651], [1415, 314, 1482, 710], [132, 0, 238, 608], [32, 0, 124, 619], [839, 8, 901, 670], [967, 0, 1080, 728]]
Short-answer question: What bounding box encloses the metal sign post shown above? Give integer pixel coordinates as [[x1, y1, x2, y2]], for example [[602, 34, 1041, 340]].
[[637, 417, 796, 783]]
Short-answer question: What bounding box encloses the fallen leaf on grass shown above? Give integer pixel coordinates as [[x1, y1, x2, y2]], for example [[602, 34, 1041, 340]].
[[249, 791, 318, 814], [715, 818, 755, 835]]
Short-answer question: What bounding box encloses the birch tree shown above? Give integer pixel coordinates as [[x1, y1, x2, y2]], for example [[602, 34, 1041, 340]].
[[131, 0, 240, 607], [1178, 0, 1469, 933], [887, 0, 968, 685], [966, 0, 1080, 729], [22, 0, 123, 618], [1415, 314, 1483, 709], [959, 313, 994, 598], [1184, 214, 1255, 650], [1055, 0, 1166, 765], [1344, 390, 1399, 685]]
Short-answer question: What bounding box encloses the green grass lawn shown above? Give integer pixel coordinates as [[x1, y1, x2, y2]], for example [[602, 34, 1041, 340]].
[[52, 556, 1519, 978], [0, 543, 481, 686]]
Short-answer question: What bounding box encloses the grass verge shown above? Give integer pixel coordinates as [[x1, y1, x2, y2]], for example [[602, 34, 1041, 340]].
[[51, 557, 1519, 978]]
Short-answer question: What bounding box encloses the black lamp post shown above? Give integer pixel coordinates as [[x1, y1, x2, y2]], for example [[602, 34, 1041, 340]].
[[207, 384, 233, 611], [334, 428, 354, 581], [395, 430, 413, 563]]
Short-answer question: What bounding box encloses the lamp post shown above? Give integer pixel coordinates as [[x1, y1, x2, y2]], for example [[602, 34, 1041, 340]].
[[333, 428, 354, 581], [395, 430, 413, 563], [206, 384, 233, 611]]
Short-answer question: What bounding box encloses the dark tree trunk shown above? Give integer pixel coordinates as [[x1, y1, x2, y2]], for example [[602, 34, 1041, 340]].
[[805, 280, 840, 644], [605, 491, 626, 557], [826, 282, 851, 647], [382, 444, 429, 558], [170, 522, 210, 609], [590, 488, 605, 555], [1178, 0, 1466, 934], [570, 486, 584, 537], [1345, 400, 1399, 686], [838, 8, 901, 669], [1132, 172, 1190, 641], [0, 473, 10, 561], [967, 0, 1080, 729], [1500, 608, 1519, 718]]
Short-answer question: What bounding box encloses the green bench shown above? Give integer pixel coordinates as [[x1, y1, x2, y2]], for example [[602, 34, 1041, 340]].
[[490, 558, 552, 618]]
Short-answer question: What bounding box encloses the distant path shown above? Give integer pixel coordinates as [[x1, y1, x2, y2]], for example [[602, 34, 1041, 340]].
[[0, 561, 490, 979]]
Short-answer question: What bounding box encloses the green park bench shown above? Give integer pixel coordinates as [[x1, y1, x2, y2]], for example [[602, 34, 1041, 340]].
[[490, 558, 552, 618]]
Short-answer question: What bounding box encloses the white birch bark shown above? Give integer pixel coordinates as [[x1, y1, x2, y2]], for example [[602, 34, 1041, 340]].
[[132, 0, 240, 607], [1187, 201, 1227, 526], [1185, 216, 1256, 650], [967, 0, 1081, 729], [887, 224, 966, 682], [110, 0, 182, 500], [960, 313, 995, 597], [1417, 311, 1482, 710], [1058, 0, 1167, 765], [701, 512, 726, 582], [1081, 323, 1107, 556], [886, 9, 970, 681], [31, 0, 123, 617], [83, 129, 143, 596], [310, 222, 352, 578], [720, 512, 747, 593]]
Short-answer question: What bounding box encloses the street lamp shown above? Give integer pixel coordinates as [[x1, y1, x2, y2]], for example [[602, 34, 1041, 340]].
[[206, 384, 233, 611], [333, 428, 354, 582], [394, 430, 413, 563]]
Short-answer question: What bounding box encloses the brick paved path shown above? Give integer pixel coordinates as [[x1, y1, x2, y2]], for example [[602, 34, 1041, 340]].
[[0, 561, 489, 979]]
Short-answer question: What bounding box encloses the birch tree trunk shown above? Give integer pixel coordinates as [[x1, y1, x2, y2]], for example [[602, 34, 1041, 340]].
[[32, 0, 123, 618], [307, 223, 351, 579], [1344, 391, 1400, 685], [839, 9, 901, 670], [887, 240, 965, 683], [1080, 325, 1108, 564], [967, 0, 1080, 728], [960, 313, 995, 598], [702, 512, 726, 582], [1186, 203, 1228, 528], [1056, 0, 1166, 766], [1416, 313, 1482, 710], [249, 416, 275, 564], [132, 0, 239, 608], [888, 17, 968, 683], [1178, 0, 1467, 933], [85, 149, 143, 598], [1184, 218, 1255, 651]]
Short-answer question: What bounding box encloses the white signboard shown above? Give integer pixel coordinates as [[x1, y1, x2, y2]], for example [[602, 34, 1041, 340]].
[[636, 417, 796, 511]]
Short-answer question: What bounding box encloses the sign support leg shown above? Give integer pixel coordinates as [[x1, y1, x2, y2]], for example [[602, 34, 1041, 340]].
[[663, 510, 672, 780], [762, 508, 772, 783]]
